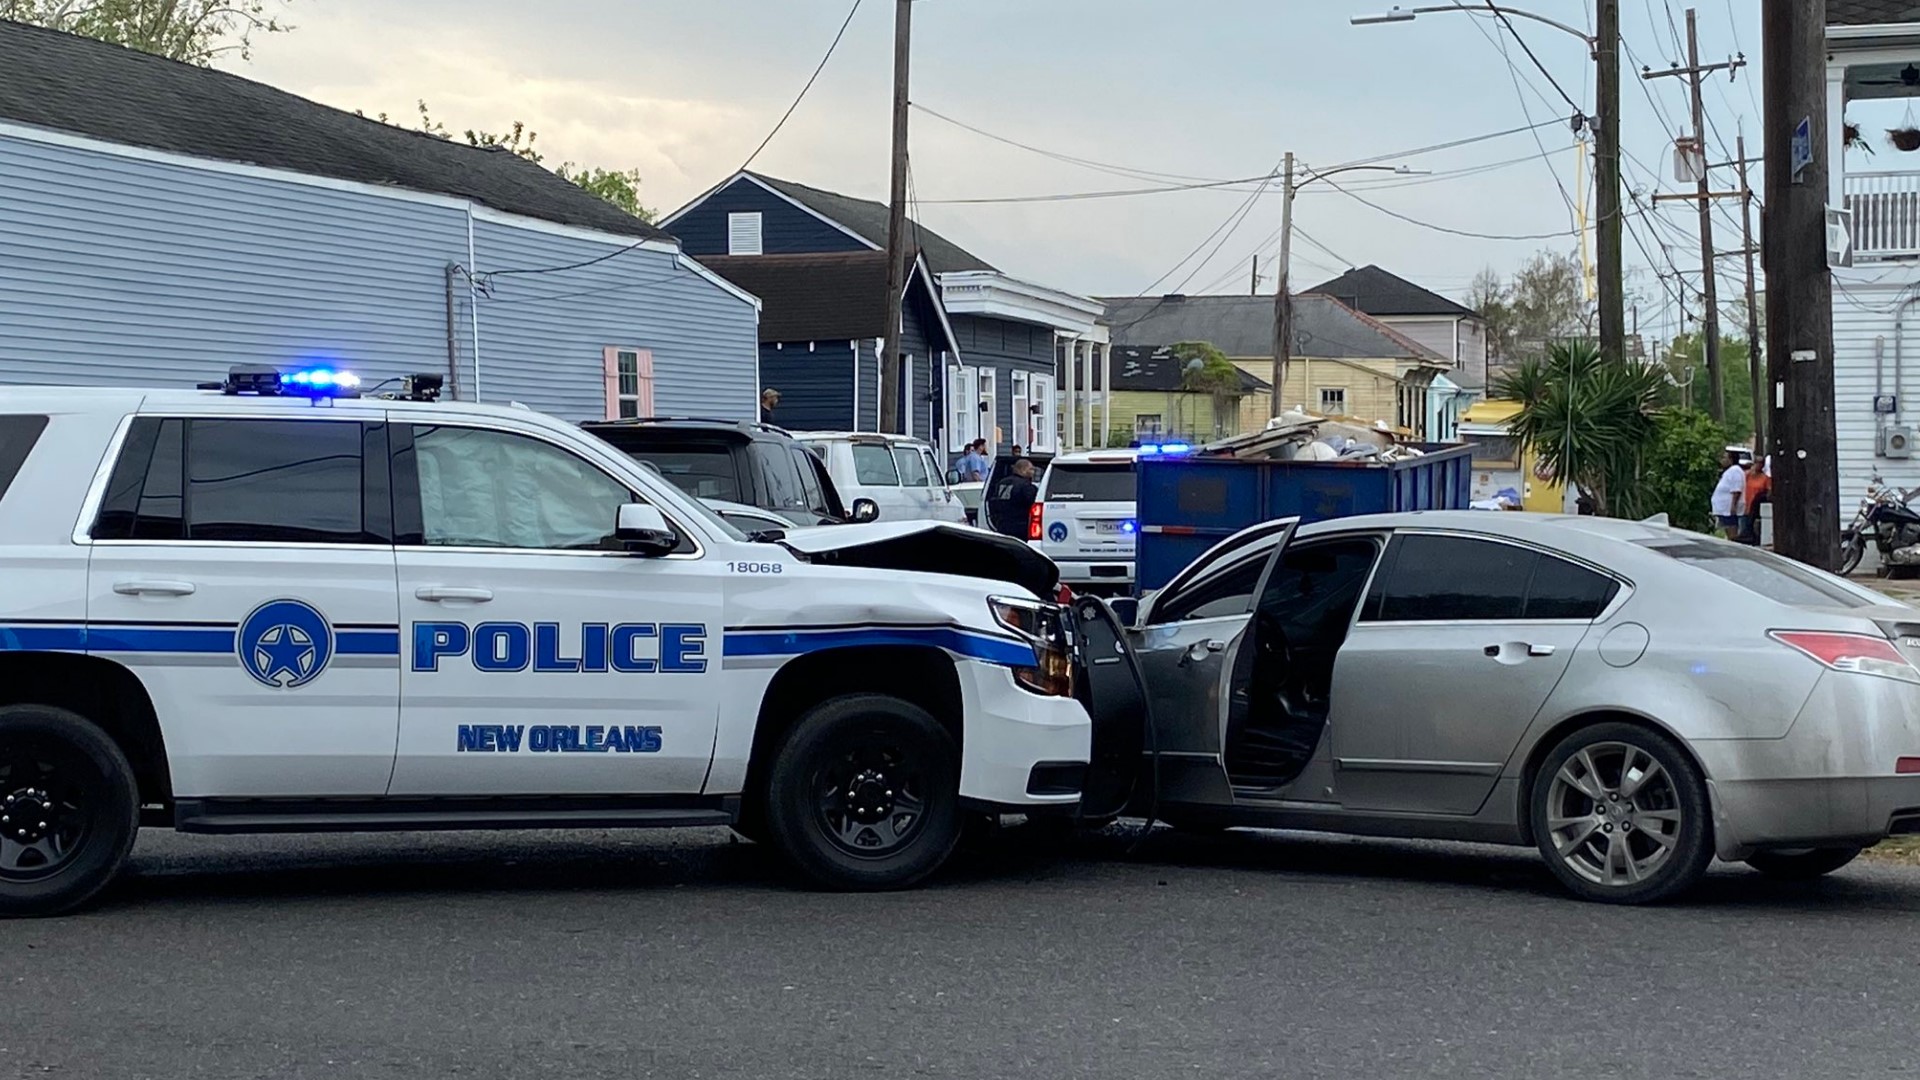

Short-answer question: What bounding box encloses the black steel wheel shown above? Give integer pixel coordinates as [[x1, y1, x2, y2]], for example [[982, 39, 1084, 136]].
[[0, 705, 139, 917], [1744, 847, 1863, 880], [764, 694, 959, 890], [1530, 721, 1713, 905], [1839, 535, 1865, 577]]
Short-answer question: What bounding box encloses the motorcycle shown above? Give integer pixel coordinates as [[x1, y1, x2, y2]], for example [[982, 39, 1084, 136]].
[[1839, 473, 1920, 577]]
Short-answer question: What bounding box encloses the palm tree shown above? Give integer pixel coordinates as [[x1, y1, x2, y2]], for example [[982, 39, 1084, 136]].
[[1493, 340, 1665, 517]]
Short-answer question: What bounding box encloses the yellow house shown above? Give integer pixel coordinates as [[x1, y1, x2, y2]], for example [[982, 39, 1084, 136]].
[[1102, 292, 1453, 440], [1458, 399, 1569, 513], [1104, 345, 1272, 442]]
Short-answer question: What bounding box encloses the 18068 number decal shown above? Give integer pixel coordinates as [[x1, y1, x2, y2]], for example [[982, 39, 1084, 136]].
[[727, 562, 784, 574]]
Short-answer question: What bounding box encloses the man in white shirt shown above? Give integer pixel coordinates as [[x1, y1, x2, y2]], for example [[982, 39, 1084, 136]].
[[1710, 449, 1747, 540]]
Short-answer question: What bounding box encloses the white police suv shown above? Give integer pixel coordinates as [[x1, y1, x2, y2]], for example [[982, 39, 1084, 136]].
[[0, 366, 1096, 915]]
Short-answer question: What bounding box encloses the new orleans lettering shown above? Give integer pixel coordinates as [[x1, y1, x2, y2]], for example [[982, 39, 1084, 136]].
[[456, 724, 664, 753], [413, 622, 707, 674]]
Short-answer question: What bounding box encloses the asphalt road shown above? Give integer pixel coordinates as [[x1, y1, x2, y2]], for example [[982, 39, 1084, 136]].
[[3, 824, 1917, 1080]]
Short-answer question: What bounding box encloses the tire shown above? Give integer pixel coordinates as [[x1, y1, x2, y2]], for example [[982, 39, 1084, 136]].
[[763, 694, 961, 891], [0, 705, 140, 917], [1529, 722, 1713, 905], [1838, 536, 1865, 577], [1744, 847, 1863, 880]]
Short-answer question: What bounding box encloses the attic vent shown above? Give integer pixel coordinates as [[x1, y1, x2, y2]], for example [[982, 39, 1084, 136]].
[[728, 212, 763, 256]]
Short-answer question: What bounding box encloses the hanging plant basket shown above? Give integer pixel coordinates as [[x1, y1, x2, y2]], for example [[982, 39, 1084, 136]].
[[1891, 127, 1920, 152], [1847, 121, 1875, 155]]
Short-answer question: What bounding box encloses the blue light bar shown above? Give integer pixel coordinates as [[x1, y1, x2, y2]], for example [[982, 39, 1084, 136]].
[[1137, 443, 1162, 455], [281, 367, 362, 398], [1161, 442, 1193, 455]]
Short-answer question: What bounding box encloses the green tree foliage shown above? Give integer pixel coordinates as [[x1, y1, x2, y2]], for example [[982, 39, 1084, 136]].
[[1493, 340, 1665, 518], [1467, 251, 1592, 368], [1172, 341, 1240, 393], [1654, 332, 1755, 442], [1, 0, 292, 63], [1638, 410, 1734, 533], [380, 101, 656, 222]]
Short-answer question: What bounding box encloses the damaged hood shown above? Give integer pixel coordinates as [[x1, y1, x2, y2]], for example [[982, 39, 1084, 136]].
[[778, 521, 1060, 597]]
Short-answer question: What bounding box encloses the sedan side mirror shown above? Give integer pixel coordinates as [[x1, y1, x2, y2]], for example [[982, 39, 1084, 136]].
[[946, 468, 961, 485], [851, 498, 880, 523], [613, 503, 679, 556]]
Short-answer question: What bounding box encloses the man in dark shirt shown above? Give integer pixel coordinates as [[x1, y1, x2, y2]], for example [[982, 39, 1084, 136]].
[[986, 458, 1040, 538]]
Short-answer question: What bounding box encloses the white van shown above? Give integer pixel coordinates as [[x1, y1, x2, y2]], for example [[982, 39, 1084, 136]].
[[797, 432, 968, 524], [1032, 449, 1140, 593]]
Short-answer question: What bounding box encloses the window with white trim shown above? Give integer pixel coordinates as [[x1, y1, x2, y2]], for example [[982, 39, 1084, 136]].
[[947, 365, 978, 452], [1319, 387, 1347, 415], [1136, 414, 1163, 438], [902, 354, 916, 439], [603, 348, 654, 420], [1010, 371, 1030, 448], [727, 212, 763, 255], [977, 369, 998, 452], [1029, 372, 1058, 453]]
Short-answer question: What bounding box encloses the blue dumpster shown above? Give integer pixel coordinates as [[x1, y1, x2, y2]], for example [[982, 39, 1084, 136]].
[[1134, 444, 1475, 593]]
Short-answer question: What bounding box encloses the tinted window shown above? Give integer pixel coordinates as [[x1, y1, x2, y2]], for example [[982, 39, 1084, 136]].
[[136, 418, 185, 540], [1257, 539, 1383, 639], [792, 447, 827, 515], [0, 415, 48, 504], [1043, 463, 1135, 502], [1153, 554, 1268, 623], [1525, 555, 1619, 619], [852, 444, 900, 485], [1368, 534, 1533, 622], [409, 425, 632, 550], [627, 446, 740, 502], [1637, 535, 1871, 609], [894, 447, 930, 486], [186, 419, 368, 543], [757, 444, 805, 510]]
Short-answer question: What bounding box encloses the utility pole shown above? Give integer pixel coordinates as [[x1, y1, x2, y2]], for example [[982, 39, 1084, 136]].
[[1269, 152, 1295, 419], [877, 0, 912, 434], [1735, 131, 1765, 447], [1595, 0, 1624, 365], [1250, 255, 1260, 296], [1763, 0, 1839, 568], [1644, 6, 1745, 422]]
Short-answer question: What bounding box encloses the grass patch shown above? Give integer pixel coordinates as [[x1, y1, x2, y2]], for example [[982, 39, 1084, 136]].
[[1865, 836, 1920, 865]]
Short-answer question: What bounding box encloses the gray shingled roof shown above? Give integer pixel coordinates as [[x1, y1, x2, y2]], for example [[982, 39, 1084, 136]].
[[746, 172, 997, 275], [0, 18, 664, 240], [1830, 1, 1920, 25], [1102, 294, 1447, 362], [1306, 265, 1477, 318], [1107, 345, 1271, 393]]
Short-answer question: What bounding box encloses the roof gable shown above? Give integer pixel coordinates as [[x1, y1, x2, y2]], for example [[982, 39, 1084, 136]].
[[1304, 265, 1477, 318], [693, 251, 951, 349], [0, 19, 663, 240]]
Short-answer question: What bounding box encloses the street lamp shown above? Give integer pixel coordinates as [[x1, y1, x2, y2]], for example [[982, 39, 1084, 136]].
[[1351, 1, 1626, 373], [1269, 159, 1429, 418], [1351, 5, 1593, 48]]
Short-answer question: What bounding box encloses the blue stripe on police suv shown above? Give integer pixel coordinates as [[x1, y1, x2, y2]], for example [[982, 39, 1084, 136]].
[[411, 621, 707, 674]]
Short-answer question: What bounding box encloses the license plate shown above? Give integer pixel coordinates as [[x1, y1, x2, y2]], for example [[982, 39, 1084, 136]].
[[1092, 521, 1125, 535]]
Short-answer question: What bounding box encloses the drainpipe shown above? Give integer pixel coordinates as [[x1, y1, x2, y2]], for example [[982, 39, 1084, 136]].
[[466, 205, 482, 401]]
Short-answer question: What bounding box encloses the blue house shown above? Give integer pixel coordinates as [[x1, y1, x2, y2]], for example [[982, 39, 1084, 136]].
[[664, 172, 1107, 458], [0, 20, 760, 420]]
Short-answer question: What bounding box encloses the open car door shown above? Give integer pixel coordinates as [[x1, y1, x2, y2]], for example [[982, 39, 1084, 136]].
[[1067, 594, 1149, 823]]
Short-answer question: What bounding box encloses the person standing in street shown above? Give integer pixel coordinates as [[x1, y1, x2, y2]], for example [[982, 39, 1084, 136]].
[[1711, 449, 1747, 541], [956, 438, 990, 482], [1741, 453, 1771, 545], [986, 457, 1040, 538], [759, 388, 781, 426]]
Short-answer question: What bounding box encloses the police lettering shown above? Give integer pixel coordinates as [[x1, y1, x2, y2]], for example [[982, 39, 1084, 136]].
[[456, 724, 664, 753], [413, 622, 707, 674]]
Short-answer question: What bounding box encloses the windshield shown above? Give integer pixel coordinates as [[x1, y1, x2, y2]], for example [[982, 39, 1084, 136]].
[[1043, 463, 1136, 502], [623, 446, 742, 502], [1636, 535, 1874, 609]]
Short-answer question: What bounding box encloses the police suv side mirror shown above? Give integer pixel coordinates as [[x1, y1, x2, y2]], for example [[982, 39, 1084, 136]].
[[946, 468, 961, 485], [851, 498, 880, 523], [613, 503, 678, 556]]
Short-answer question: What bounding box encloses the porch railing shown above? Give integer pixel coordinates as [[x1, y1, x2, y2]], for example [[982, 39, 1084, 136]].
[[1845, 172, 1920, 259]]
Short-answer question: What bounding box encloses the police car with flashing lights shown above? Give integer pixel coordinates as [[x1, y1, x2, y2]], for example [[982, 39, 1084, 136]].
[[0, 365, 1104, 915]]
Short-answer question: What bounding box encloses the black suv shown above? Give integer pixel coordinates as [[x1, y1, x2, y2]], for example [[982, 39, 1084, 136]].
[[583, 418, 863, 527]]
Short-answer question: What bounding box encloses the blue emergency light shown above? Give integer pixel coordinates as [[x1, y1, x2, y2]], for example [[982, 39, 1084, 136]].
[[1135, 442, 1192, 457], [282, 367, 362, 397]]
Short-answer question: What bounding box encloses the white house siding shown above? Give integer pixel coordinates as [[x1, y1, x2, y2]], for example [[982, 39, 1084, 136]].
[[472, 218, 758, 420], [1831, 267, 1920, 519], [0, 127, 757, 421]]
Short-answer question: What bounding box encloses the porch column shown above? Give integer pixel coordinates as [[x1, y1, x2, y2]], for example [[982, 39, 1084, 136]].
[[1828, 64, 1848, 209], [1101, 340, 1112, 447], [1084, 342, 1097, 448]]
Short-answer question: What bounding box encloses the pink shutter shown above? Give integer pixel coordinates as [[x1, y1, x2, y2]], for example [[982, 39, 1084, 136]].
[[634, 349, 655, 416], [602, 347, 621, 420]]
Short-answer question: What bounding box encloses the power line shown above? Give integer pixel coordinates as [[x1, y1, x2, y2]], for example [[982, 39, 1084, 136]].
[[1463, 0, 1584, 114], [1317, 171, 1579, 241], [738, 0, 865, 172], [1292, 225, 1354, 269]]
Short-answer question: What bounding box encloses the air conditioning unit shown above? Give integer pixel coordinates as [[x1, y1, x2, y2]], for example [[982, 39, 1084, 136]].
[[1881, 424, 1915, 459]]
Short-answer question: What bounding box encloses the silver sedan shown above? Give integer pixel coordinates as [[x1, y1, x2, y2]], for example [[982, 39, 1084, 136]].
[[1074, 511, 1920, 903]]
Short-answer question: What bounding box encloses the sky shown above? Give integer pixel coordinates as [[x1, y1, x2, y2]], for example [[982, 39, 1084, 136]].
[[219, 0, 1782, 349]]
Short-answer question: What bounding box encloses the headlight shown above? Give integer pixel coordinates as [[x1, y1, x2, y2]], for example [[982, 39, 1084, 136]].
[[988, 596, 1072, 697]]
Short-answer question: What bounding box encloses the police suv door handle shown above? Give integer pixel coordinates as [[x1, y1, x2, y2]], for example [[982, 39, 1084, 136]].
[[112, 579, 196, 597], [414, 586, 494, 603]]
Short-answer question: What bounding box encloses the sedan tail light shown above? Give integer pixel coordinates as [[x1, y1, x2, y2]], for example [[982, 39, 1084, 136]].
[[1770, 630, 1920, 685], [1897, 757, 1920, 775], [1028, 502, 1044, 542]]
